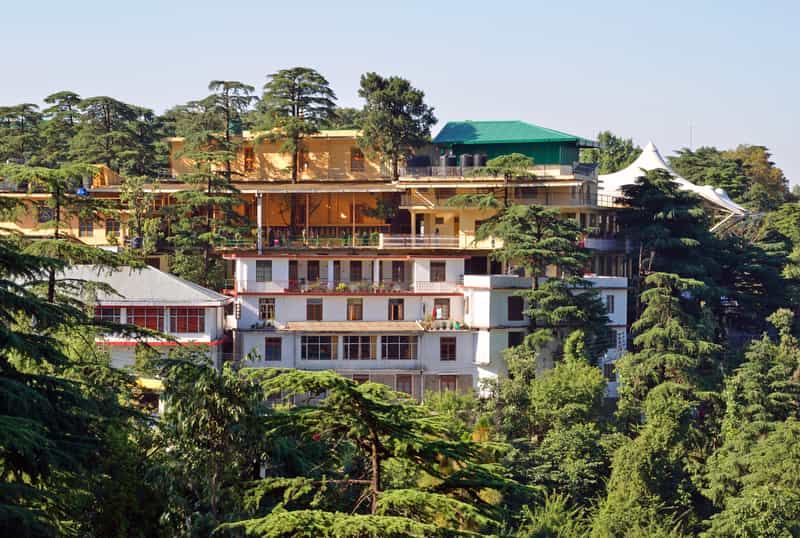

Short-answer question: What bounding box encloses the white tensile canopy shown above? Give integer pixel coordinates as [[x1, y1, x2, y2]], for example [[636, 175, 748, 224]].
[[599, 142, 748, 225]]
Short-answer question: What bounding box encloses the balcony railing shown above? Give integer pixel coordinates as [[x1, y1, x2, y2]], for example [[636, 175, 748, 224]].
[[400, 194, 599, 208], [399, 162, 597, 179], [379, 234, 460, 248], [414, 280, 462, 293], [232, 279, 415, 294]]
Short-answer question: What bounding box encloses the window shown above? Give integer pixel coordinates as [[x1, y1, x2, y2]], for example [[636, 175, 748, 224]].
[[301, 335, 337, 360], [382, 335, 417, 360], [390, 261, 404, 283], [78, 219, 94, 237], [434, 216, 444, 225], [350, 261, 362, 282], [129, 307, 164, 331], [508, 331, 524, 348], [440, 375, 457, 392], [347, 298, 363, 321], [244, 146, 255, 172], [396, 374, 413, 395], [255, 260, 272, 282], [350, 148, 365, 172], [306, 298, 323, 321], [507, 295, 524, 321], [605, 294, 615, 314], [388, 298, 404, 321], [440, 337, 457, 361], [433, 298, 450, 320], [258, 298, 276, 320], [343, 335, 375, 360], [37, 207, 53, 223], [352, 374, 369, 384], [616, 329, 627, 351], [264, 337, 282, 361], [170, 308, 205, 333], [105, 219, 120, 237], [307, 260, 320, 282], [430, 261, 446, 282], [94, 306, 121, 324]]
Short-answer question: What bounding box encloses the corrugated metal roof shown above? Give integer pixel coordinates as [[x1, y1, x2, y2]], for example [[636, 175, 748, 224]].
[[59, 265, 232, 306], [433, 121, 580, 145]]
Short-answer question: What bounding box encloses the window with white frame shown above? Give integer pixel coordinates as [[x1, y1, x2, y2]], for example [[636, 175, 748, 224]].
[[381, 335, 418, 360], [343, 335, 375, 360], [258, 298, 276, 320], [301, 335, 337, 360], [255, 260, 272, 282]]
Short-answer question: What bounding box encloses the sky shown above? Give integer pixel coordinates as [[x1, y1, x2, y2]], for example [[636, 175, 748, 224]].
[[2, 0, 798, 185]]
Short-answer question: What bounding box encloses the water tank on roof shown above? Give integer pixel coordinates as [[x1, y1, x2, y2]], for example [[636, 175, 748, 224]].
[[460, 154, 474, 167], [446, 155, 458, 167], [476, 154, 488, 167]]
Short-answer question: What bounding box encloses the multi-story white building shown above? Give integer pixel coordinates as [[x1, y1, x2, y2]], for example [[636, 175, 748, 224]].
[[224, 253, 627, 399]]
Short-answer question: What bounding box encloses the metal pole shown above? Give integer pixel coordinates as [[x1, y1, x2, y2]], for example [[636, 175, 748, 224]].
[[256, 191, 263, 254]]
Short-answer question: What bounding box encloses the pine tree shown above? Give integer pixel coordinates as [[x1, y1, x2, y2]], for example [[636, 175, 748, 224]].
[[0, 163, 119, 302], [0, 103, 42, 164], [579, 131, 641, 174], [70, 96, 143, 172], [614, 272, 721, 422], [206, 80, 257, 181], [259, 67, 336, 182], [358, 72, 436, 180], [218, 369, 532, 537], [40, 91, 82, 167]]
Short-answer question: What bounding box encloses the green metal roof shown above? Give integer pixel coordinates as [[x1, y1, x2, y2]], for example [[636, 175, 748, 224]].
[[433, 120, 588, 146]]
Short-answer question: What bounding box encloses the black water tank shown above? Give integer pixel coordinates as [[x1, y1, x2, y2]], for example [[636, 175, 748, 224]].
[[446, 155, 458, 167], [460, 154, 474, 167], [407, 154, 431, 167], [476, 154, 488, 167]]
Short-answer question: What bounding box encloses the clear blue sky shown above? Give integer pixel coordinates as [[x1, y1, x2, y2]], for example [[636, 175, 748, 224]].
[[2, 0, 798, 185]]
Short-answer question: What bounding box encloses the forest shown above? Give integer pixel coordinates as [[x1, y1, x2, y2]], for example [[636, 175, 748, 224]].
[[2, 67, 800, 537]]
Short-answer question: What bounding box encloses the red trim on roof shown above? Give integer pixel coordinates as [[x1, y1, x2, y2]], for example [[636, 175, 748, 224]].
[[99, 338, 226, 347], [222, 252, 471, 260], [228, 291, 464, 297]]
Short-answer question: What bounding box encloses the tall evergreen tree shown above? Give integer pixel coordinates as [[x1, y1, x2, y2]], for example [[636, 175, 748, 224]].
[[669, 146, 750, 201], [70, 96, 141, 171], [206, 80, 257, 181], [40, 91, 81, 167], [358, 72, 436, 180], [259, 67, 336, 182], [0, 103, 42, 164]]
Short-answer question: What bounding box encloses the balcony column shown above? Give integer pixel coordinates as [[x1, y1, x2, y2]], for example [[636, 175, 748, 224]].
[[351, 192, 356, 247], [305, 193, 310, 245], [265, 192, 271, 248], [373, 259, 381, 284], [410, 211, 416, 246], [327, 260, 335, 290], [256, 191, 263, 254]]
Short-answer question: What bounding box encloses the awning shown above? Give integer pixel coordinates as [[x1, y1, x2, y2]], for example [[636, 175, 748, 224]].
[[282, 321, 423, 333]]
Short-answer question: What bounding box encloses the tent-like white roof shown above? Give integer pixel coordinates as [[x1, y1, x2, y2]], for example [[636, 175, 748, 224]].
[[599, 141, 747, 217]]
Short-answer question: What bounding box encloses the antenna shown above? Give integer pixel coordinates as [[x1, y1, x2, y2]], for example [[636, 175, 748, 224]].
[[688, 121, 694, 150]]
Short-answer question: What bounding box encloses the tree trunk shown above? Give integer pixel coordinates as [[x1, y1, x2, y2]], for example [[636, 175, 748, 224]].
[[370, 435, 381, 515], [392, 156, 399, 181], [292, 140, 299, 184], [47, 190, 61, 303]]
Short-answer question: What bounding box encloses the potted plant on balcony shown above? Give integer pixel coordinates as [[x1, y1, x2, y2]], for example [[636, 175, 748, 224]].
[[336, 282, 349, 292], [422, 314, 433, 330]]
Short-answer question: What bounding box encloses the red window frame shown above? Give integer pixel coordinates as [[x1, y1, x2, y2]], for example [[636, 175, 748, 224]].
[[170, 307, 205, 333], [128, 307, 164, 331]]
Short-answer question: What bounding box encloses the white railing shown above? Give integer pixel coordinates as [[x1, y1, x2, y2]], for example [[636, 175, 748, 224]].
[[379, 234, 460, 248], [414, 280, 461, 293]]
